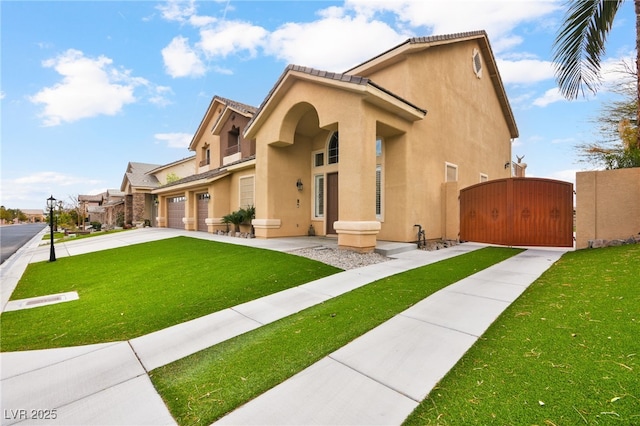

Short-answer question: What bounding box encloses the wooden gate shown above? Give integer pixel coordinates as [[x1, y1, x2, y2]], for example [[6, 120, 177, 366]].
[[460, 178, 573, 247]]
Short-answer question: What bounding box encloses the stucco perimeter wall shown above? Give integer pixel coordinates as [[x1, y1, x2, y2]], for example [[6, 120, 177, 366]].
[[576, 168, 640, 249]]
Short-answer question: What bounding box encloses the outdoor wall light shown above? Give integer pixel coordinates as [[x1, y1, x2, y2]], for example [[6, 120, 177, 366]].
[[296, 179, 303, 191], [46, 195, 57, 262], [504, 162, 511, 169]]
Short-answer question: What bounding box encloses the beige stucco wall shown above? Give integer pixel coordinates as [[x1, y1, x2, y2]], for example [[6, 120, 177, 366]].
[[576, 168, 640, 249], [153, 159, 196, 185], [251, 77, 416, 249], [361, 40, 512, 242]]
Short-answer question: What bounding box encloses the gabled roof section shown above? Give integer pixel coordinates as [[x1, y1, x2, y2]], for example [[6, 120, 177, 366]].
[[347, 30, 518, 138], [188, 96, 257, 151], [244, 64, 427, 139], [126, 162, 161, 174], [121, 161, 162, 191], [146, 155, 195, 175]]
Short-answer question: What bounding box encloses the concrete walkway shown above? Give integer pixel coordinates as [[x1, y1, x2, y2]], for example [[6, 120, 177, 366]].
[[0, 228, 570, 425]]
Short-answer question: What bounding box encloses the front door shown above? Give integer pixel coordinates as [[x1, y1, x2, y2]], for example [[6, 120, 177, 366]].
[[326, 172, 338, 234]]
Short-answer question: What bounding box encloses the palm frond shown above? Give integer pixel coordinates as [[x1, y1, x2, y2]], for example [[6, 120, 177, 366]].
[[553, 0, 624, 99]]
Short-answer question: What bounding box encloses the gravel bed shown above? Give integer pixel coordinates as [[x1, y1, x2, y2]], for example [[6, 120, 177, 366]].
[[290, 246, 389, 270]]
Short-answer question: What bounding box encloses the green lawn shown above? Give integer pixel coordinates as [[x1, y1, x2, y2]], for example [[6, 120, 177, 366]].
[[403, 244, 640, 425], [0, 237, 340, 351], [150, 247, 521, 425]]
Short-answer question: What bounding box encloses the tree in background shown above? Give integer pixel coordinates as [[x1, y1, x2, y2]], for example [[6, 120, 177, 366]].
[[0, 206, 28, 223], [578, 62, 640, 168], [553, 0, 639, 149]]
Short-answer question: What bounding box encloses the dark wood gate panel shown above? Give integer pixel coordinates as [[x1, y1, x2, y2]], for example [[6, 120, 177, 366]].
[[460, 178, 573, 247]]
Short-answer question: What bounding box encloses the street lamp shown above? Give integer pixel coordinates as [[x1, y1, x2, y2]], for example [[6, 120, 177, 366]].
[[47, 195, 57, 262]]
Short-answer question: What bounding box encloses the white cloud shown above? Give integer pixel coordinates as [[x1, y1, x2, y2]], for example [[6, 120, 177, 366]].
[[344, 0, 561, 53], [533, 88, 566, 107], [154, 132, 192, 148], [15, 171, 101, 186], [199, 21, 268, 59], [29, 49, 148, 126], [0, 172, 105, 209], [158, 0, 562, 79], [157, 0, 197, 24], [497, 59, 555, 85], [162, 36, 206, 78], [149, 85, 174, 106], [266, 16, 407, 71]]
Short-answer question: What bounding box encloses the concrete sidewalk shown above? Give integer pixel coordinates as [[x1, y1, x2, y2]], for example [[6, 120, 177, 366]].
[[214, 248, 566, 425], [0, 228, 569, 425]]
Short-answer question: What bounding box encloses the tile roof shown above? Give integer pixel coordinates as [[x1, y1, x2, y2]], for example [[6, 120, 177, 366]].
[[345, 31, 489, 74], [213, 96, 258, 115], [125, 172, 160, 189], [244, 64, 426, 134]]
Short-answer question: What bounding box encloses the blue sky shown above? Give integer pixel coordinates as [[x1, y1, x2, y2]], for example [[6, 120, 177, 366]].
[[1, 0, 635, 210]]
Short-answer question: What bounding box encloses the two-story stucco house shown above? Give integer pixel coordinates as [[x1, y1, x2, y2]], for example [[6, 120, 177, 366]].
[[153, 97, 258, 232], [154, 31, 518, 252]]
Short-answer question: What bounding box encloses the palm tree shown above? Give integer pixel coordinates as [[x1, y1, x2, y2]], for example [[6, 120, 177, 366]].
[[552, 0, 639, 147]]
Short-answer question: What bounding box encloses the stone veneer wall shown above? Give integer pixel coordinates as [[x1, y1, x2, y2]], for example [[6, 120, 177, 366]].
[[132, 193, 147, 223]]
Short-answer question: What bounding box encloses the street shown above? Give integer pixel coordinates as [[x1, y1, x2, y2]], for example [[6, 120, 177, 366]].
[[0, 223, 46, 264]]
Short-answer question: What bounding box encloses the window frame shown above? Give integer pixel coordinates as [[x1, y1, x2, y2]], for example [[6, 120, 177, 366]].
[[239, 175, 255, 209], [327, 132, 339, 164], [445, 162, 458, 182], [314, 174, 324, 218]]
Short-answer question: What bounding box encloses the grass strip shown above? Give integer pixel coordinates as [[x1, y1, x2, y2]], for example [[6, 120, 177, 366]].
[[0, 237, 340, 351], [151, 246, 521, 425], [403, 244, 640, 425]]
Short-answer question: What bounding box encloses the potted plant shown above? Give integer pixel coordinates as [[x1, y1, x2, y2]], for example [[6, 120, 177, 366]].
[[240, 205, 255, 236], [222, 210, 244, 235]]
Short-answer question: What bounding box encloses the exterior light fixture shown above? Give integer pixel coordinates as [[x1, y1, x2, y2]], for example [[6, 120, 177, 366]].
[[504, 162, 511, 169], [46, 195, 57, 262], [296, 179, 303, 191]]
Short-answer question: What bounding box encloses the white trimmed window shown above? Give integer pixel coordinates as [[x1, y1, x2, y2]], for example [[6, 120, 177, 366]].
[[446, 163, 458, 182], [314, 174, 324, 217], [239, 176, 255, 208], [313, 151, 324, 167]]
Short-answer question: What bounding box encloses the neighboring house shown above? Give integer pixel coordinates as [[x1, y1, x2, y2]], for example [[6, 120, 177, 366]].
[[22, 209, 46, 223], [120, 158, 195, 227], [78, 194, 104, 228], [101, 189, 125, 229], [153, 97, 257, 232], [154, 31, 518, 252]]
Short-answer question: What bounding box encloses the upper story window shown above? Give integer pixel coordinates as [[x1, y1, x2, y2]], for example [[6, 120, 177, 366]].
[[200, 145, 210, 167], [227, 126, 240, 156], [472, 48, 482, 79], [328, 132, 339, 164], [376, 137, 382, 157], [446, 163, 458, 182]]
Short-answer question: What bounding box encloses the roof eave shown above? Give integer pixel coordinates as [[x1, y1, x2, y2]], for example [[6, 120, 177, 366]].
[[244, 68, 425, 139]]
